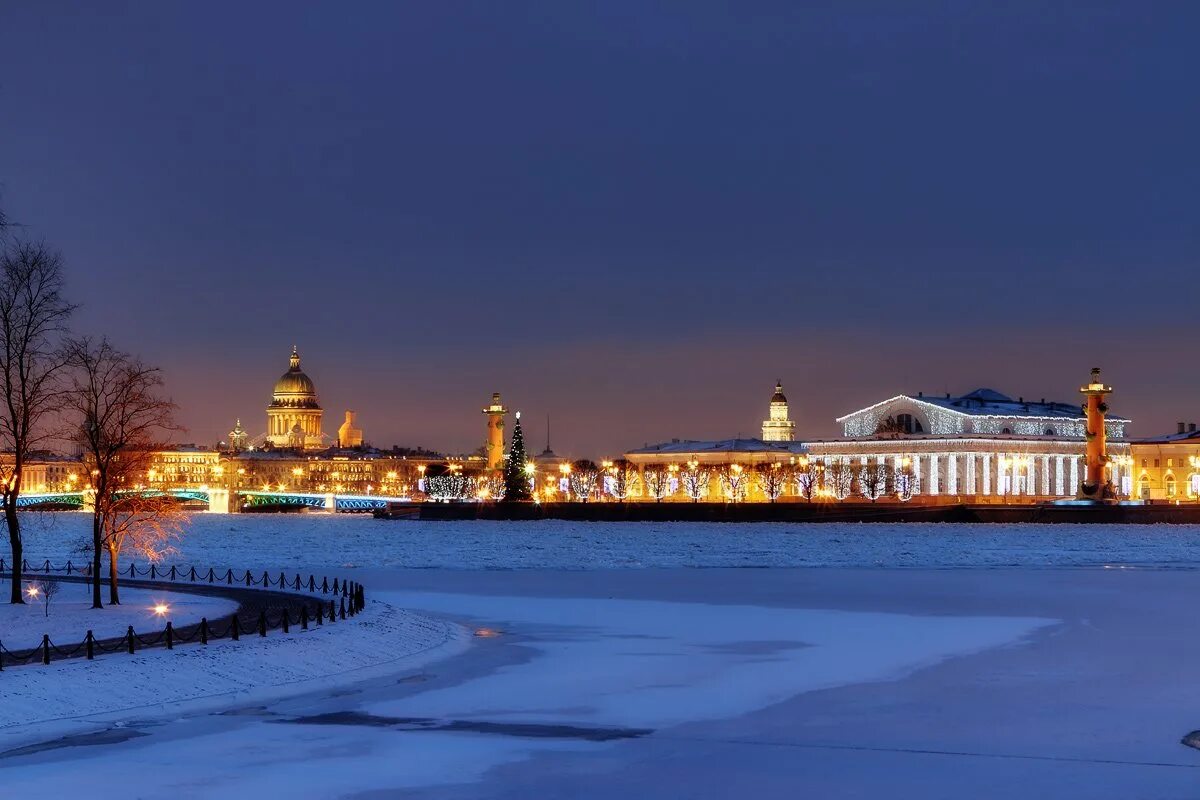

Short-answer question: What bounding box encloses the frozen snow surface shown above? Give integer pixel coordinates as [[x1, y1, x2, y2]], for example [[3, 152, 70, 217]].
[[0, 596, 465, 737], [15, 511, 1200, 570], [3, 515, 1200, 798]]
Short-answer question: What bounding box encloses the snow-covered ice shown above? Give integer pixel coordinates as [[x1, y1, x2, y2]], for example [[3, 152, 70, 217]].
[[370, 591, 1053, 729], [2, 517, 1199, 798], [16, 511, 1200, 571]]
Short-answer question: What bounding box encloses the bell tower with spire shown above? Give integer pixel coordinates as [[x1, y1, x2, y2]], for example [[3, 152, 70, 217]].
[[761, 381, 796, 442]]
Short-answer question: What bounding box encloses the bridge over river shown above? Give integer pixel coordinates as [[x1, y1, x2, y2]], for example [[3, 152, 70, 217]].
[[12, 488, 402, 513]]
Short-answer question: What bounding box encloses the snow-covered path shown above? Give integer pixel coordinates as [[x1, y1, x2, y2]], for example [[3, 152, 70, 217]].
[[3, 566, 1196, 798]]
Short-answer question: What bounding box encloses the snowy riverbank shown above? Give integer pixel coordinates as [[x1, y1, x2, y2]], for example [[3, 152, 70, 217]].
[[0, 597, 467, 749], [0, 580, 237, 648]]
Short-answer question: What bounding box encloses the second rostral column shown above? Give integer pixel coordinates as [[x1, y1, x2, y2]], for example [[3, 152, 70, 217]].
[[1078, 368, 1116, 502], [483, 393, 508, 472]]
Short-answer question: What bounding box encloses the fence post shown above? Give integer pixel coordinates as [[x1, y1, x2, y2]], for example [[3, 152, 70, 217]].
[[301, 606, 309, 630], [329, 600, 337, 623], [315, 603, 323, 626], [262, 570, 270, 586], [190, 566, 197, 581], [207, 568, 214, 583], [293, 574, 301, 590], [127, 563, 135, 578], [150, 563, 157, 579], [127, 626, 135, 654], [231, 616, 240, 641], [281, 610, 289, 634], [43, 559, 50, 573], [279, 571, 286, 588], [322, 577, 329, 594], [170, 565, 177, 581], [42, 634, 50, 665], [245, 570, 252, 587], [225, 569, 233, 585], [166, 621, 174, 650], [258, 612, 267, 637], [308, 575, 315, 592], [201, 618, 209, 645], [66, 560, 73, 573], [339, 597, 346, 620], [86, 631, 94, 660], [333, 578, 340, 595], [0, 557, 5, 572], [22, 558, 28, 572]]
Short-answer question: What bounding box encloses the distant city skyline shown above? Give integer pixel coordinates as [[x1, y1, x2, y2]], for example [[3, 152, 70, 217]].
[[2, 3, 1196, 455]]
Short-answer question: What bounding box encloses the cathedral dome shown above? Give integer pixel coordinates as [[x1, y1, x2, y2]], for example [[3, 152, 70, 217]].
[[770, 381, 788, 404], [271, 347, 320, 407]]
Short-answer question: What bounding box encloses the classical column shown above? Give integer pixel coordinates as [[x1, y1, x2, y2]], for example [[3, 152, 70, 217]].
[[928, 453, 940, 495], [982, 453, 992, 495], [1069, 457, 1080, 496], [1055, 455, 1065, 495], [965, 453, 977, 496], [1026, 457, 1036, 496], [1041, 455, 1051, 496], [947, 454, 958, 495], [911, 454, 922, 495]]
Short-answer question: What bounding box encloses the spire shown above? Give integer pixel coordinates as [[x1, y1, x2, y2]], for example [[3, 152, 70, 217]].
[[289, 346, 300, 370]]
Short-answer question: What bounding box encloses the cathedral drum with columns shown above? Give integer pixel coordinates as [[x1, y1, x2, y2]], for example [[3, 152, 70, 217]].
[[266, 347, 324, 450]]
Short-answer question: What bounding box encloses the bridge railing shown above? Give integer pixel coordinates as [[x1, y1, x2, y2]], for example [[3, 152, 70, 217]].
[[0, 558, 366, 670]]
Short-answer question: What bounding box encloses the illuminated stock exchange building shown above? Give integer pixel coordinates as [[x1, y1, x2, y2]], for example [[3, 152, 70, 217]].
[[626, 378, 1133, 502]]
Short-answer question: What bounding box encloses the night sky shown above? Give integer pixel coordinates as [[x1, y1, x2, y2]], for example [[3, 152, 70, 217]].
[[1, 3, 1196, 457]]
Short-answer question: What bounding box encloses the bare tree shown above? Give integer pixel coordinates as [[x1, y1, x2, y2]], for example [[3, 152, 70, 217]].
[[101, 494, 183, 601], [65, 337, 177, 607], [479, 473, 506, 501], [793, 459, 820, 502], [680, 461, 709, 502], [0, 241, 75, 603], [824, 460, 854, 500], [716, 464, 750, 503], [604, 459, 638, 502], [858, 459, 891, 502], [642, 466, 673, 503], [568, 459, 600, 502], [755, 462, 789, 503], [40, 579, 60, 617]]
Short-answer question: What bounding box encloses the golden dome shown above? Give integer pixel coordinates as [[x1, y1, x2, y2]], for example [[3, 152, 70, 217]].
[[270, 346, 320, 407]]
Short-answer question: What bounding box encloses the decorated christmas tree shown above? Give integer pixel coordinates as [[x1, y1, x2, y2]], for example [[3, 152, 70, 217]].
[[502, 411, 532, 502]]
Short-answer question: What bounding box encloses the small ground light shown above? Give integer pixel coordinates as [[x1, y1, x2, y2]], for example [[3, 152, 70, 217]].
[[25, 585, 39, 599], [473, 627, 501, 638], [152, 603, 170, 616]]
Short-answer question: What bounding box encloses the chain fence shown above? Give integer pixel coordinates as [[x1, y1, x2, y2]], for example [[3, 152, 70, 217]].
[[0, 558, 366, 670]]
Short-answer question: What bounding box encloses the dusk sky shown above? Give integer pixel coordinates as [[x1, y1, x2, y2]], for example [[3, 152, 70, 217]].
[[1, 3, 1196, 457]]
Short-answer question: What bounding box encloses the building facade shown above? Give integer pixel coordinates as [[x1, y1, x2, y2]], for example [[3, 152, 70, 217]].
[[625, 383, 1133, 502], [1130, 423, 1200, 500]]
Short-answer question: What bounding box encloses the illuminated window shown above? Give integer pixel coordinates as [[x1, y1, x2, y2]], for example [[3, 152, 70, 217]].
[[1168, 458, 1174, 468], [1165, 474, 1177, 498], [1044, 427, 1056, 437], [1139, 475, 1151, 500]]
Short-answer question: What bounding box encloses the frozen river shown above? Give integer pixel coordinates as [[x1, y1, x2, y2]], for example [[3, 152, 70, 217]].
[[2, 514, 1199, 798], [14, 512, 1200, 571]]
